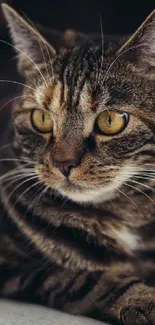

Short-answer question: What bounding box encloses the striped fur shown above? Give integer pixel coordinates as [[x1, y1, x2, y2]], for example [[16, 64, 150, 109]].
[[1, 3, 155, 325]]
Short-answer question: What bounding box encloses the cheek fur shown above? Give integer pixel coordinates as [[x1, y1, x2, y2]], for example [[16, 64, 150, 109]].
[[14, 125, 49, 160]]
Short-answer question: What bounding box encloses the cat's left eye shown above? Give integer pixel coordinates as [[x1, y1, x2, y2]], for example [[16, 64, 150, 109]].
[[95, 111, 129, 136], [31, 110, 53, 133]]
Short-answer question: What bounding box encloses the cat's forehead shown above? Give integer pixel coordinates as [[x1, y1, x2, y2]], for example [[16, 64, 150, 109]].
[[27, 45, 155, 119], [36, 78, 110, 115], [33, 46, 112, 114]]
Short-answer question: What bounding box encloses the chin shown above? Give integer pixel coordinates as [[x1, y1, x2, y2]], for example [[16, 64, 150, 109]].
[[57, 184, 117, 204]]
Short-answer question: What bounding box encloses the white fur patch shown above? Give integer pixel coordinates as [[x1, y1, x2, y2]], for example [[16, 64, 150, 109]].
[[58, 164, 135, 204], [112, 227, 140, 252], [59, 185, 116, 204]]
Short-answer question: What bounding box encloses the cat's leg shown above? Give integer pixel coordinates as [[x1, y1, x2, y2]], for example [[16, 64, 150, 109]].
[[90, 280, 155, 325], [54, 268, 155, 325], [1, 256, 155, 325], [105, 282, 155, 325]]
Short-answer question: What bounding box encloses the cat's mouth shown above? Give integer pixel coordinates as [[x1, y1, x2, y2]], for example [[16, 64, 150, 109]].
[[60, 179, 87, 192], [56, 177, 116, 203]]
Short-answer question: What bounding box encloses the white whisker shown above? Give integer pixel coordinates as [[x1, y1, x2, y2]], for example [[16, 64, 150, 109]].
[[23, 182, 45, 218], [111, 182, 140, 212], [0, 158, 36, 163], [98, 14, 105, 85], [0, 39, 48, 87], [21, 11, 53, 83], [129, 178, 155, 194], [7, 174, 38, 202], [0, 166, 35, 183], [124, 181, 155, 205], [1, 172, 35, 189], [9, 179, 42, 214], [0, 94, 34, 112], [0, 79, 42, 97], [102, 43, 145, 86]]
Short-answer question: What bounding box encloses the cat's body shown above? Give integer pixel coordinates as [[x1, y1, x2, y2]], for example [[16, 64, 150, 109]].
[[1, 4, 155, 325]]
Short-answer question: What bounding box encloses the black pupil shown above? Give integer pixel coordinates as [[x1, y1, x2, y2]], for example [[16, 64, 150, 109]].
[[42, 114, 45, 123], [108, 115, 112, 126]]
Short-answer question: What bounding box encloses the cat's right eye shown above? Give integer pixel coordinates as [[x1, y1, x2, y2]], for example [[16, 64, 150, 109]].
[[31, 110, 53, 133], [95, 111, 129, 136]]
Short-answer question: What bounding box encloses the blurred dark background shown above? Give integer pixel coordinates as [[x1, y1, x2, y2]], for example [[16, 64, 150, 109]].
[[0, 0, 155, 35]]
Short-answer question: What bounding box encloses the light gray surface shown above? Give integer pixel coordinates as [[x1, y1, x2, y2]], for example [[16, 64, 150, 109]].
[[0, 300, 109, 325]]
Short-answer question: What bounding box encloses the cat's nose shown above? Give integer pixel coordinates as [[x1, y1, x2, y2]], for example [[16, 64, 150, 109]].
[[53, 159, 79, 178]]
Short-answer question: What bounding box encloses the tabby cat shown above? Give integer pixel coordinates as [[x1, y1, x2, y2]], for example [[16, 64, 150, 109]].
[[1, 3, 155, 325]]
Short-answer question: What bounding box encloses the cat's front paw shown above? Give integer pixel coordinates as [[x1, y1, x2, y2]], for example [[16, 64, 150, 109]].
[[120, 303, 155, 325], [118, 285, 155, 325]]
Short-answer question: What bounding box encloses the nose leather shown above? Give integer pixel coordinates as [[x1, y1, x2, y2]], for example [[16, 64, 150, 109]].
[[53, 159, 79, 177]]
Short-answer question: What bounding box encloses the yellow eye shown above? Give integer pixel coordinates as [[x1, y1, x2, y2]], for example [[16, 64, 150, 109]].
[[31, 110, 53, 133], [96, 111, 129, 135]]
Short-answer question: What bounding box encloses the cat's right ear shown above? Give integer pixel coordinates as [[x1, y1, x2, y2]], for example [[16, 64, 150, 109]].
[[117, 9, 155, 74], [1, 3, 56, 75]]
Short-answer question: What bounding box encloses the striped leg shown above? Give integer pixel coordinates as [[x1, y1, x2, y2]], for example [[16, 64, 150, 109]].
[[49, 270, 155, 325], [1, 255, 155, 324], [95, 282, 155, 325]]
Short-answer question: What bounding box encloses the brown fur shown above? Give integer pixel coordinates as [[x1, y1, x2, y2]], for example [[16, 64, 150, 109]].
[[1, 3, 155, 325]]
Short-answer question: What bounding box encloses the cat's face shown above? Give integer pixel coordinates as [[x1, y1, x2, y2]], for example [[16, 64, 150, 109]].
[[3, 5, 155, 203]]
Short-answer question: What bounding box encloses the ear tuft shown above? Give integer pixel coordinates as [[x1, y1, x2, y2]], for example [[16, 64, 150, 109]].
[[1, 3, 56, 75], [118, 9, 155, 73]]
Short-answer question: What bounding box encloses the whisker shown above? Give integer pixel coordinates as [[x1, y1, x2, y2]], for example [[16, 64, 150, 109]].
[[0, 172, 35, 188], [0, 79, 42, 96], [98, 13, 105, 85], [3, 174, 34, 187], [91, 47, 99, 89], [3, 172, 36, 193], [0, 158, 36, 163], [129, 178, 155, 194], [122, 166, 155, 172], [9, 179, 42, 214], [7, 174, 38, 203], [121, 172, 155, 180], [0, 94, 34, 112], [20, 182, 45, 219], [0, 166, 35, 183], [21, 11, 53, 83], [102, 43, 145, 86], [124, 181, 155, 205], [111, 182, 140, 212], [0, 39, 48, 87], [29, 183, 45, 213]]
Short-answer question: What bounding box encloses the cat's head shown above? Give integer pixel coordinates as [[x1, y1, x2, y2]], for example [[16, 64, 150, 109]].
[[2, 4, 155, 204]]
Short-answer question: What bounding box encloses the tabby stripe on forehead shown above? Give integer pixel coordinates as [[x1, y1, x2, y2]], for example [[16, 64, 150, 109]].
[[66, 48, 89, 110], [73, 49, 93, 109], [60, 51, 73, 79], [60, 51, 75, 108], [60, 78, 65, 107], [74, 72, 89, 109]]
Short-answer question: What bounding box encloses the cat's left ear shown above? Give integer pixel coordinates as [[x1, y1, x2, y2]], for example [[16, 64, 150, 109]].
[[2, 3, 56, 75], [118, 9, 155, 73]]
